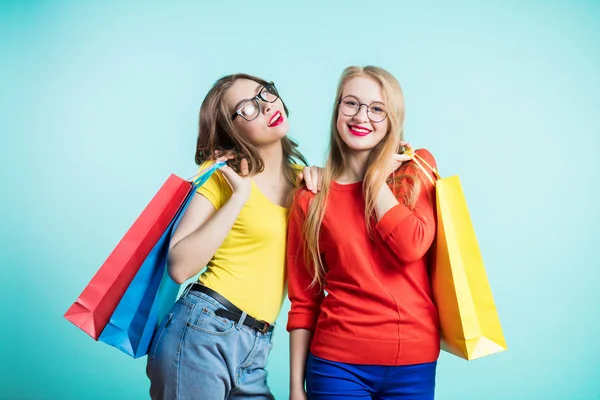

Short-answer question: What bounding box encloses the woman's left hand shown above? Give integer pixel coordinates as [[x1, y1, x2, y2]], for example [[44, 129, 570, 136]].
[[385, 141, 413, 177]]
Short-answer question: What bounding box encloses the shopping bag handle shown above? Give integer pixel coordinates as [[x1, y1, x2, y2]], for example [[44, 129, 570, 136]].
[[411, 153, 441, 185], [187, 161, 227, 186]]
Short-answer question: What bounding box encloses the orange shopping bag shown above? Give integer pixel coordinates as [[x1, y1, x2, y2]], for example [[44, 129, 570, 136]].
[[413, 153, 507, 360]]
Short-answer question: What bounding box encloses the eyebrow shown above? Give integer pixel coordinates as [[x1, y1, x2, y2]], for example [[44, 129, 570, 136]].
[[233, 84, 264, 112], [342, 94, 385, 104]]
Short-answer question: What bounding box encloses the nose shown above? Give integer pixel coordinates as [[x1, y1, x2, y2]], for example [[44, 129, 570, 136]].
[[263, 103, 271, 115], [353, 104, 369, 122]]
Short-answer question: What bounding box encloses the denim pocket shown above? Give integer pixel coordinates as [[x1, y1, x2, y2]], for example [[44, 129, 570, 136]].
[[148, 313, 173, 360], [187, 307, 235, 336]]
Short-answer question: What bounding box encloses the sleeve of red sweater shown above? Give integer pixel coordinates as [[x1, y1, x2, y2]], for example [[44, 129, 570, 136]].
[[286, 190, 325, 332], [375, 148, 438, 263]]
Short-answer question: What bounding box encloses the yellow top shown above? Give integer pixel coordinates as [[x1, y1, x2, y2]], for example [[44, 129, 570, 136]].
[[196, 162, 302, 323]]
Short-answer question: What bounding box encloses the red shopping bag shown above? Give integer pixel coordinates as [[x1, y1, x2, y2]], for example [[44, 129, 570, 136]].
[[64, 174, 192, 339]]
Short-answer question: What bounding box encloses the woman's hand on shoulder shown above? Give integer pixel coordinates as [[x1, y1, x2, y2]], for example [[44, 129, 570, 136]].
[[297, 165, 324, 194]]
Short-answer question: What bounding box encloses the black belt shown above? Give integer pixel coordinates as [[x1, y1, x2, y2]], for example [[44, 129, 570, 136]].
[[188, 283, 274, 334]]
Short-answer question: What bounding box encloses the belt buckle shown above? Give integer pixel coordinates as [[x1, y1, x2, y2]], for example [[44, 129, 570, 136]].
[[258, 321, 271, 334]]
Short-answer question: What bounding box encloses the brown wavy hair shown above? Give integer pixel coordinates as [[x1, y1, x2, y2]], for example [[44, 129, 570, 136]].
[[194, 73, 307, 186]]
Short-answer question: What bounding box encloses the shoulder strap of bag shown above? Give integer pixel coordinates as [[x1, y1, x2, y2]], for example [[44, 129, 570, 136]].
[[411, 153, 441, 186]]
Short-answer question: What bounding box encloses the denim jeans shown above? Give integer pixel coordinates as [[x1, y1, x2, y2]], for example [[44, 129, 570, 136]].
[[146, 288, 275, 399]]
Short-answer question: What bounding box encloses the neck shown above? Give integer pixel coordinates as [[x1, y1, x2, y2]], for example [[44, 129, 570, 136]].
[[338, 150, 370, 183], [257, 141, 285, 177]]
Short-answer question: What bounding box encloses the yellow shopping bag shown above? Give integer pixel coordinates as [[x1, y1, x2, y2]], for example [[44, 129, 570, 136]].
[[413, 154, 507, 360]]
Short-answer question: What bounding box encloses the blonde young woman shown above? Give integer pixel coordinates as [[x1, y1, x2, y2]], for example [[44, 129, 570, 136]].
[[287, 66, 440, 400], [146, 73, 321, 400]]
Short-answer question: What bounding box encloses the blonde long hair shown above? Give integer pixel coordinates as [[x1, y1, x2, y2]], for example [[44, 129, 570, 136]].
[[300, 66, 422, 287]]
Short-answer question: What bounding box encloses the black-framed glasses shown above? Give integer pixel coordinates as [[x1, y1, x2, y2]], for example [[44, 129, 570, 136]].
[[231, 82, 279, 121], [338, 95, 388, 123]]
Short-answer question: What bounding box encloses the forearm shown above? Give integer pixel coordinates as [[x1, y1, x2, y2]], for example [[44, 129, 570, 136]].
[[374, 182, 399, 221], [375, 189, 436, 262], [290, 329, 313, 393], [167, 193, 246, 283]]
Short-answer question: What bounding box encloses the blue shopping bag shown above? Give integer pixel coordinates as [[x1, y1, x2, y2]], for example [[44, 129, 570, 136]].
[[98, 162, 224, 358]]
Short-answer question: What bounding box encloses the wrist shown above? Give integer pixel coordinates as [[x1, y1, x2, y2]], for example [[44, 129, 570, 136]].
[[290, 377, 305, 390], [375, 179, 391, 197], [229, 191, 249, 206], [290, 385, 305, 394]]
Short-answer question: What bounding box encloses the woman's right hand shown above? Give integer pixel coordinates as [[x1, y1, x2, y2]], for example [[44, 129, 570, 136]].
[[217, 156, 252, 203]]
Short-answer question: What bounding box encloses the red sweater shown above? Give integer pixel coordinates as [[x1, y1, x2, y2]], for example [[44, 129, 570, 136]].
[[286, 149, 440, 366]]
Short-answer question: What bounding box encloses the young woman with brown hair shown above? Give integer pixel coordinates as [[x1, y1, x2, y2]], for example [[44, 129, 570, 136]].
[[147, 73, 321, 400]]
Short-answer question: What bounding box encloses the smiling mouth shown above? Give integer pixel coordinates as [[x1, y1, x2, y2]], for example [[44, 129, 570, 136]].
[[268, 111, 283, 127], [348, 125, 371, 136]]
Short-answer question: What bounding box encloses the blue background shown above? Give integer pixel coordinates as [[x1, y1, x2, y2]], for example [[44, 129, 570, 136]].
[[1, 1, 598, 399]]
